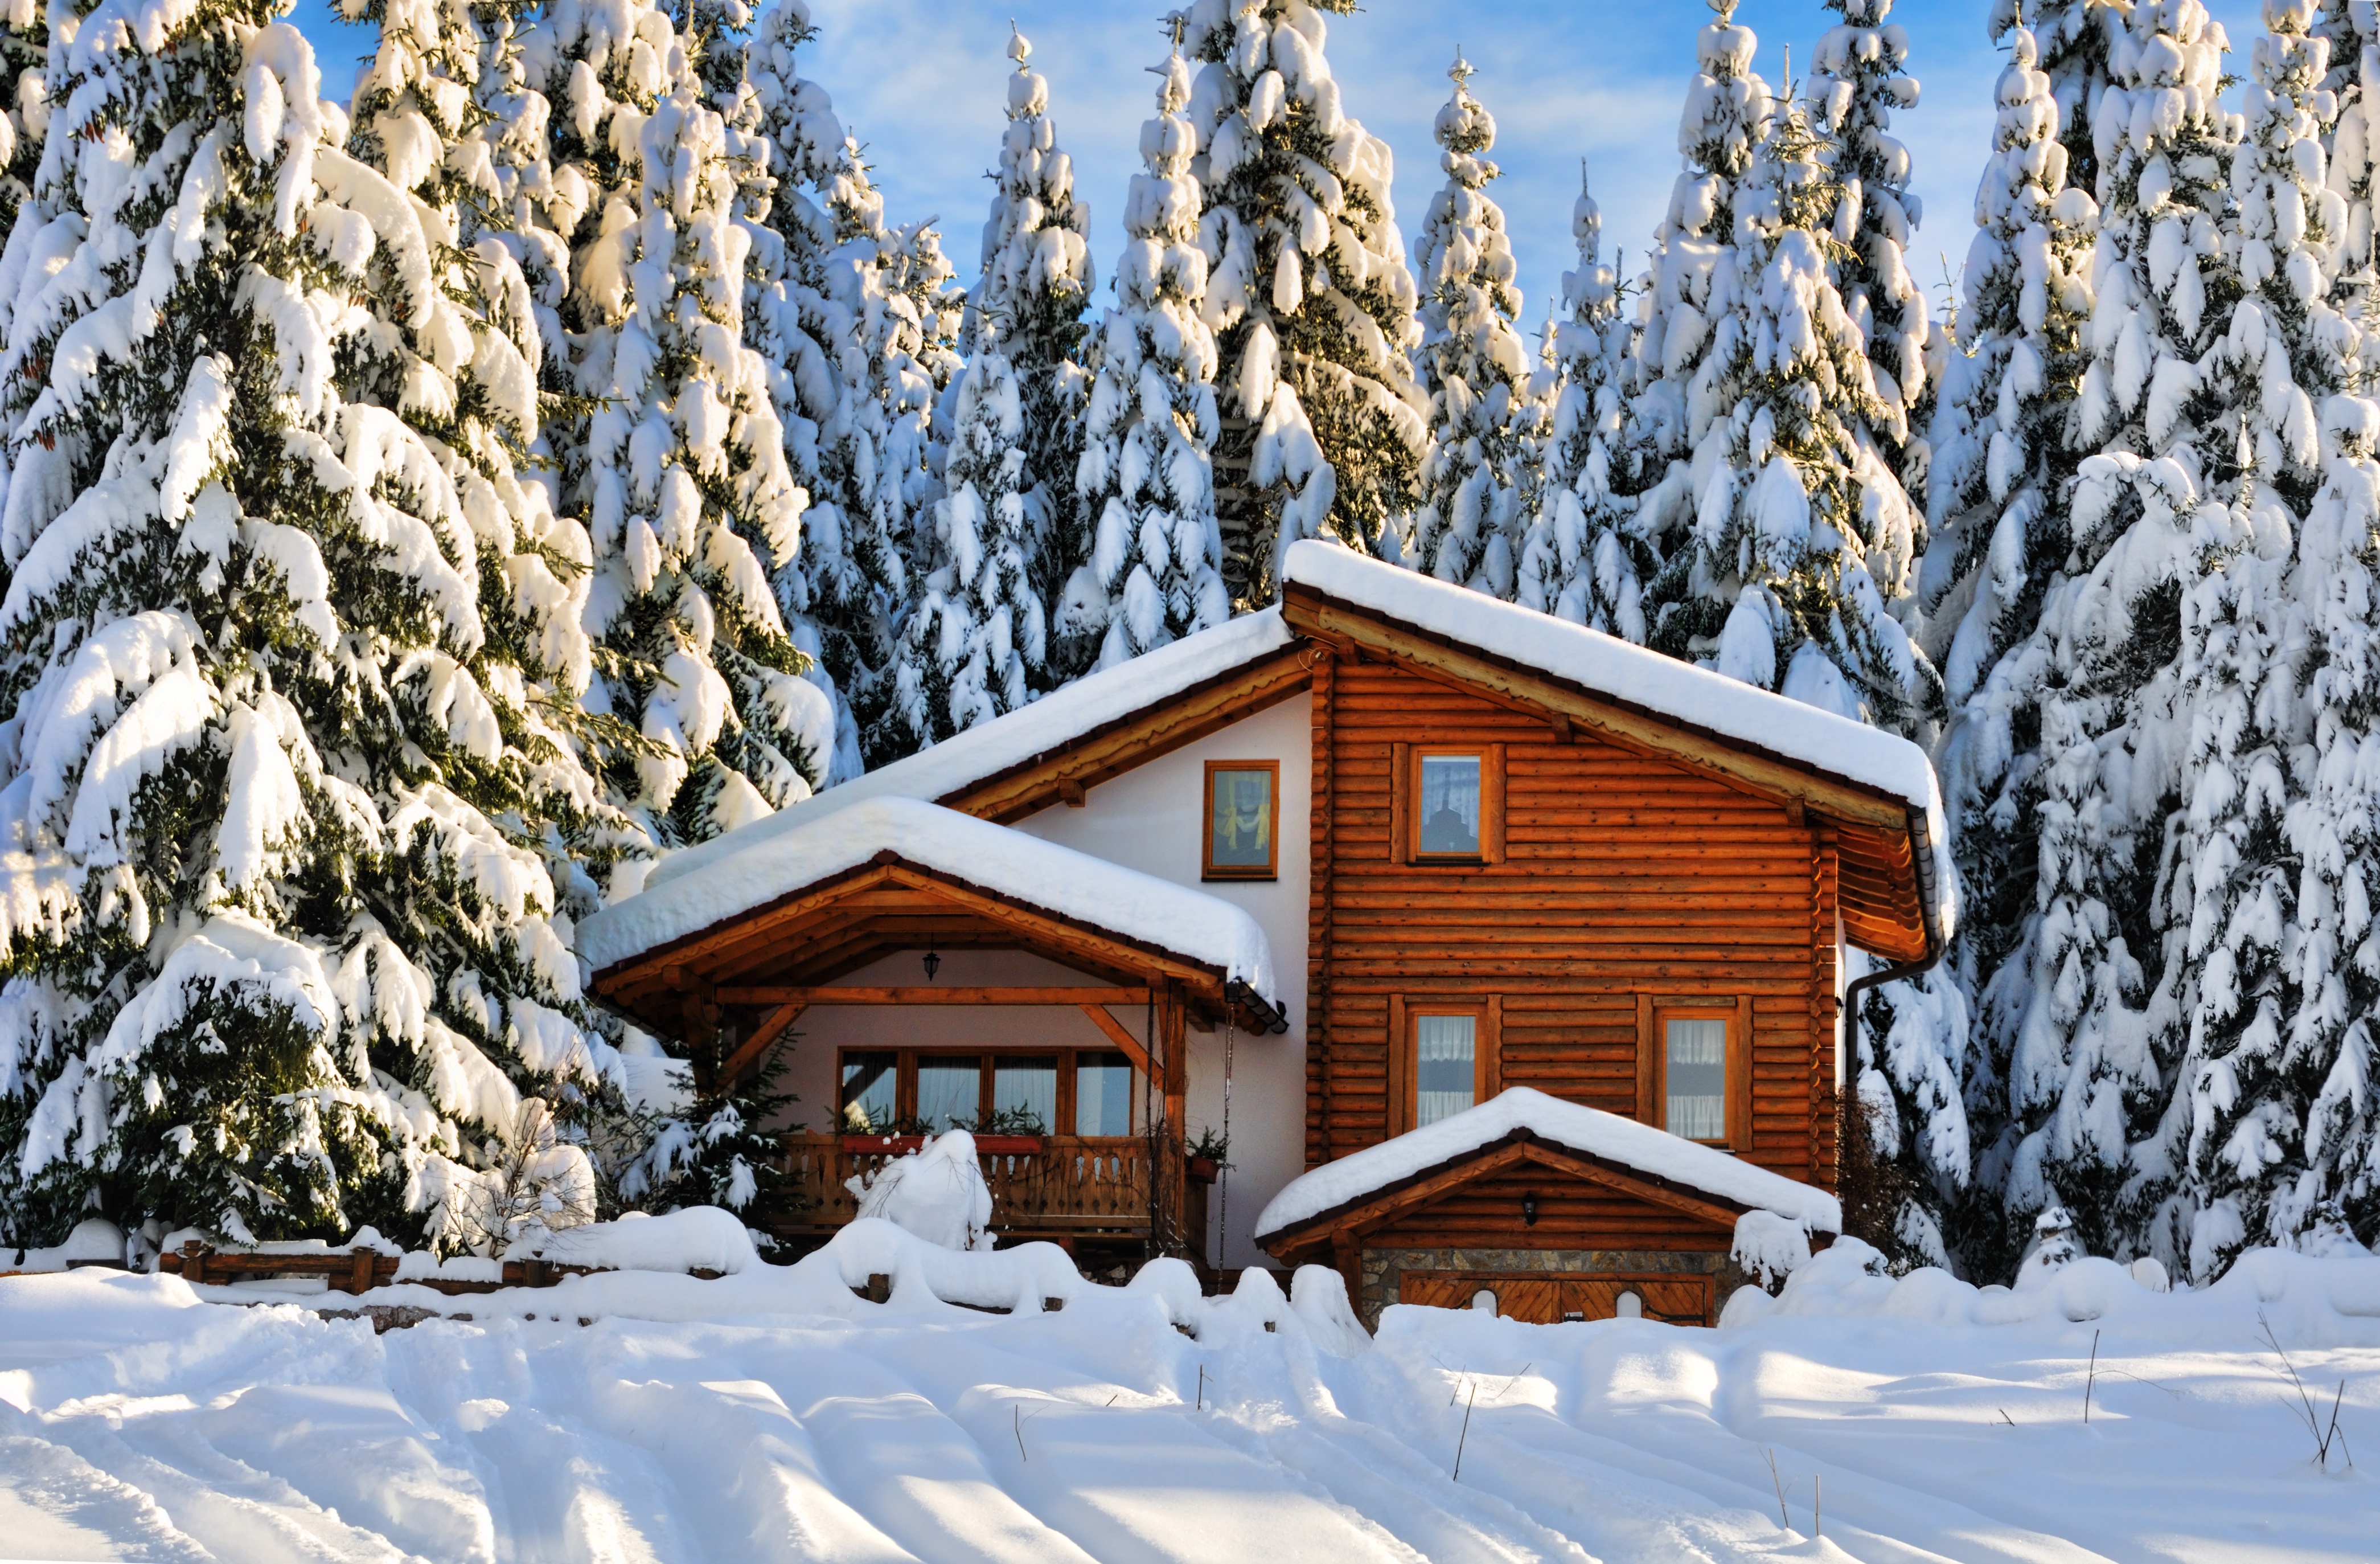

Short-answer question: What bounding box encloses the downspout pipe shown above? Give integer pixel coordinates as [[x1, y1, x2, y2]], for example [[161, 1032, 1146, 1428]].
[[1838, 806, 1948, 1100]]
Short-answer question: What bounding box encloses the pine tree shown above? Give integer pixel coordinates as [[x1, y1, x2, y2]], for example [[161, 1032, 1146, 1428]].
[[971, 24, 1095, 686], [1812, 0, 1932, 490], [1631, 0, 1772, 646], [524, 0, 829, 862], [1989, 0, 2127, 204], [893, 23, 1090, 738], [2317, 1, 2377, 286], [1926, 18, 2103, 1278], [0, 0, 42, 234], [2157, 1, 2361, 1276], [1515, 166, 1655, 638], [744, 0, 862, 781], [1067, 40, 1228, 669], [1177, 0, 1426, 605], [1404, 54, 1533, 597], [797, 136, 963, 771], [0, 10, 626, 1248], [1995, 0, 2242, 1267]]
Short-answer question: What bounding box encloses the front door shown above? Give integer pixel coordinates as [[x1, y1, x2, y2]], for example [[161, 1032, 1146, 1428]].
[[1398, 1270, 1716, 1325]]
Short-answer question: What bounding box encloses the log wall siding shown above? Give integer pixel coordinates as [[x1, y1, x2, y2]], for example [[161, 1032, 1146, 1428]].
[[1308, 659, 1834, 1185], [1306, 650, 1337, 1169]]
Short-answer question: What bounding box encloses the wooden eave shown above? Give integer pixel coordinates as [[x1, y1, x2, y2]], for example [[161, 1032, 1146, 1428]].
[[1282, 582, 1933, 962], [588, 852, 1277, 1036], [937, 645, 1315, 824], [1255, 1127, 1749, 1266]]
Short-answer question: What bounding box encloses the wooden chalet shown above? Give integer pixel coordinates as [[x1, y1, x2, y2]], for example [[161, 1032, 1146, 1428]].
[[575, 541, 1951, 1320]]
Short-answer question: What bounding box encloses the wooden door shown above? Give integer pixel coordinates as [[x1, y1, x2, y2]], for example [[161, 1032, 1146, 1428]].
[[1398, 1270, 1716, 1325]]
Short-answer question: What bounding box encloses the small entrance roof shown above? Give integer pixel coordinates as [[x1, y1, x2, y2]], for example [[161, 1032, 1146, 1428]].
[[578, 796, 1283, 1033], [1253, 1087, 1841, 1262]]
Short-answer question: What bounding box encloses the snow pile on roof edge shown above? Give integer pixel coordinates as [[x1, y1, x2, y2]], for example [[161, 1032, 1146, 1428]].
[[647, 609, 1297, 894], [576, 796, 1277, 998], [1254, 1086, 1842, 1238], [1282, 540, 1957, 940]]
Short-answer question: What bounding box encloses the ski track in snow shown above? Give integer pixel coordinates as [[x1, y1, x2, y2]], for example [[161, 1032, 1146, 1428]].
[[1, 1266, 2376, 1564]]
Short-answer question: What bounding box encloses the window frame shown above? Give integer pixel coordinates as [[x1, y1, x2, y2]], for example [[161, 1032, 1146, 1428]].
[[1201, 758, 1282, 881], [836, 1046, 1144, 1137], [1391, 742, 1504, 866], [1388, 996, 1501, 1135], [1635, 996, 1751, 1151]]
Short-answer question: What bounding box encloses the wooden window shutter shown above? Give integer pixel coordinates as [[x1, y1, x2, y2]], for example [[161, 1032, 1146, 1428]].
[[1389, 742, 1410, 864], [1386, 993, 1409, 1137], [1482, 743, 1506, 864], [1730, 999, 1755, 1153], [1635, 994, 1656, 1123], [1483, 994, 1504, 1103]]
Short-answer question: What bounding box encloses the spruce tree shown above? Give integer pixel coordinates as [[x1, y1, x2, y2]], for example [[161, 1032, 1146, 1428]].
[[524, 0, 829, 862], [0, 8, 624, 1248], [0, 0, 42, 234], [1405, 54, 1533, 597], [1631, 0, 1772, 642], [1516, 166, 1656, 638], [1995, 0, 2242, 1267], [1926, 18, 2102, 1277], [1177, 0, 1426, 605], [2317, 1, 2377, 284], [894, 23, 1089, 736], [1812, 0, 1932, 488], [1067, 40, 1228, 669], [1989, 0, 2126, 203]]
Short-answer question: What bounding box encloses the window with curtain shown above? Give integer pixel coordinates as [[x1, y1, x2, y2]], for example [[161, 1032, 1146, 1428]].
[[840, 1052, 897, 1133], [991, 1055, 1057, 1135], [916, 1057, 982, 1132], [1076, 1051, 1139, 1136], [1415, 1013, 1478, 1127], [1417, 754, 1482, 855], [1665, 1018, 1728, 1141]]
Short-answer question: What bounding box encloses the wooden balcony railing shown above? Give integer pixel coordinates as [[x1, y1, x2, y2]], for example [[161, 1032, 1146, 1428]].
[[777, 1133, 1165, 1243]]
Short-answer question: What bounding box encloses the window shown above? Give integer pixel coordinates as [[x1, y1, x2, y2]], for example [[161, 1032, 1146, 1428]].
[[1392, 998, 1497, 1133], [1392, 744, 1503, 865], [1203, 760, 1280, 879], [1638, 998, 1746, 1148], [838, 1047, 1145, 1138], [1415, 1013, 1479, 1127]]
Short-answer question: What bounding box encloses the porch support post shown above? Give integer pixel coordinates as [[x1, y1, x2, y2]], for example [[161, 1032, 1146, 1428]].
[[1162, 979, 1190, 1258]]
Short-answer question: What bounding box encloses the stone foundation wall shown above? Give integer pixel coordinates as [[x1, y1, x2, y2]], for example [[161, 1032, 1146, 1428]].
[[1357, 1246, 1756, 1330]]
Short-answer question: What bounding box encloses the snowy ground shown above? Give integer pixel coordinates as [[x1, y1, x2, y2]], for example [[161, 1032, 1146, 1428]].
[[1, 1229, 2374, 1564]]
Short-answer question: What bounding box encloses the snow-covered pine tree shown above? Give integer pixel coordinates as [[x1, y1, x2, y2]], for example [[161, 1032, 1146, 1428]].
[[2155, 0, 2359, 1277], [1404, 53, 1533, 597], [2317, 1, 2378, 288], [1515, 165, 1656, 638], [796, 135, 963, 771], [893, 23, 1091, 736], [1177, 0, 1426, 605], [744, 0, 864, 782], [1631, 1, 1772, 653], [1989, 0, 2126, 203], [1993, 0, 2243, 1268], [2289, 394, 2380, 1253], [0, 0, 42, 233], [0, 9, 630, 1249], [1924, 18, 2102, 1276], [1811, 0, 1932, 492], [1065, 40, 1228, 669], [524, 0, 829, 864], [971, 24, 1095, 686]]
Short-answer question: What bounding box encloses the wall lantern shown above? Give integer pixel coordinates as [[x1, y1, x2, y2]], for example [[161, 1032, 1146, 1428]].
[[922, 949, 942, 982], [1521, 1191, 1539, 1227]]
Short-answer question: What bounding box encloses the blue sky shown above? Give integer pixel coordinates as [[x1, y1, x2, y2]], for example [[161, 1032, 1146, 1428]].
[[292, 0, 2272, 342]]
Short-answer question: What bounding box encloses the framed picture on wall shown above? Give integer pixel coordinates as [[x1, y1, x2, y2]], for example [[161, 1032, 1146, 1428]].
[[1203, 760, 1279, 881]]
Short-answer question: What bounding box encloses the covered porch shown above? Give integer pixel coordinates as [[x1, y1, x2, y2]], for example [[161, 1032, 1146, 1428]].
[[580, 798, 1286, 1263]]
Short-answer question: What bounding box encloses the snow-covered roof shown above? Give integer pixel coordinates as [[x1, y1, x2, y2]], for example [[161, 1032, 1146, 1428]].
[[577, 796, 1277, 1001], [1252, 1087, 1842, 1240], [646, 608, 1298, 895], [1280, 541, 1955, 940]]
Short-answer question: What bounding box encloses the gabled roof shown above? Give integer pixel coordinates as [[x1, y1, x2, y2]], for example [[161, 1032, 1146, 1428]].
[[1253, 1087, 1841, 1258], [578, 797, 1282, 1023]]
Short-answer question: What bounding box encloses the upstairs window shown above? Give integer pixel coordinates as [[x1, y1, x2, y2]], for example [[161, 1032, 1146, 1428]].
[[1664, 1017, 1729, 1143], [1204, 760, 1280, 880], [1393, 743, 1504, 865], [1417, 753, 1482, 857], [1638, 999, 1746, 1149], [1414, 1012, 1480, 1127]]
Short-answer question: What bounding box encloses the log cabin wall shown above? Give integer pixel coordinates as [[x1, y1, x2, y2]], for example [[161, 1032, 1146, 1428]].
[[1306, 653, 1840, 1188]]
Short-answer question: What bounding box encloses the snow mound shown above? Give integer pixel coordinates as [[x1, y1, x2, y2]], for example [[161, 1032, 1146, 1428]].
[[849, 1131, 995, 1251], [514, 1206, 762, 1276], [1280, 539, 1956, 938], [577, 795, 1277, 997], [1254, 1086, 1841, 1240]]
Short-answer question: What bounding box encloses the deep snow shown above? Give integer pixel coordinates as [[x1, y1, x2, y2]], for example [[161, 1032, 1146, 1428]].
[[2, 1228, 2375, 1563]]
